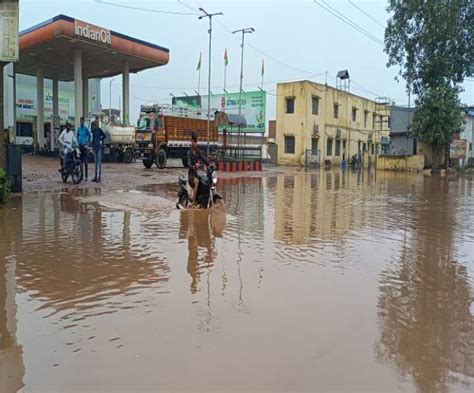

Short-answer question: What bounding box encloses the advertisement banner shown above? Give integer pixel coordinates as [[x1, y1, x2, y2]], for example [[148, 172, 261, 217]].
[[173, 91, 266, 133], [172, 95, 202, 109], [16, 83, 75, 123], [0, 1, 19, 62]]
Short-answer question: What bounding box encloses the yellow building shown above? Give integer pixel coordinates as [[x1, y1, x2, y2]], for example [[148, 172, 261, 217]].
[[275, 80, 390, 166]]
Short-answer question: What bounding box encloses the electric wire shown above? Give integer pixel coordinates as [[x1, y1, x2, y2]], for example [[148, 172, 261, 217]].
[[94, 0, 199, 15], [313, 0, 383, 46], [347, 0, 386, 29]]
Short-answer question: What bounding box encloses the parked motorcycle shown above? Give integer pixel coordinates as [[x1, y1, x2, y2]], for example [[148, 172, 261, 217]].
[[176, 161, 223, 209], [60, 144, 83, 184], [350, 154, 361, 169]]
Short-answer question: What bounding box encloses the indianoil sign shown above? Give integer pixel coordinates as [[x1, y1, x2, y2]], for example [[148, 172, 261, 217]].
[[74, 20, 111, 45]]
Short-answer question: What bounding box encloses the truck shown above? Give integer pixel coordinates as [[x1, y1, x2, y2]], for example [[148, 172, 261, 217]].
[[90, 115, 136, 163], [135, 104, 220, 169]]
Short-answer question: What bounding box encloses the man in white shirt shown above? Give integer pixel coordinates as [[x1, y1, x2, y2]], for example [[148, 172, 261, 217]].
[[58, 123, 77, 173]]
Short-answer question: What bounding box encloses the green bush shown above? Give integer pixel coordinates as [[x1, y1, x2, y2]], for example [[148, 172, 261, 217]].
[[0, 168, 10, 204]]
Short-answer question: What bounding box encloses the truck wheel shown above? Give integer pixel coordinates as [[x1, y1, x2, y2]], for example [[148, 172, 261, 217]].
[[156, 149, 167, 169], [143, 159, 153, 169], [123, 148, 133, 164]]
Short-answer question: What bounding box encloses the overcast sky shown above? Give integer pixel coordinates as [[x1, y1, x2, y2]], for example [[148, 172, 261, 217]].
[[20, 0, 474, 124]]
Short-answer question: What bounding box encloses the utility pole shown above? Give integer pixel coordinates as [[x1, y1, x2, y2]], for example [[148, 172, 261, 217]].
[[0, 62, 6, 171], [198, 8, 223, 156], [232, 27, 254, 160], [406, 90, 411, 171]]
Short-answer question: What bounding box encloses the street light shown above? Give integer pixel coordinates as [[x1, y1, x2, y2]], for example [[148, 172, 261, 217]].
[[198, 7, 223, 156], [232, 27, 255, 159]]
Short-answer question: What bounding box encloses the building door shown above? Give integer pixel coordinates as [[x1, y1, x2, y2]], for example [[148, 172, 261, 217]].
[[311, 137, 318, 155]]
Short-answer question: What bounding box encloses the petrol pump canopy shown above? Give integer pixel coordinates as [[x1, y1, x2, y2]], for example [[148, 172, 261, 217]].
[[17, 14, 170, 81]]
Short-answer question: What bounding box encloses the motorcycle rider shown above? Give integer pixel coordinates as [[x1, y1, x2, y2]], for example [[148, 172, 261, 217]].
[[187, 131, 208, 203], [58, 122, 77, 173]]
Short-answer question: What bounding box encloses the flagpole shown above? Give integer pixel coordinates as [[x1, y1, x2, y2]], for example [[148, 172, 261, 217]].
[[223, 60, 226, 110], [197, 53, 201, 98]]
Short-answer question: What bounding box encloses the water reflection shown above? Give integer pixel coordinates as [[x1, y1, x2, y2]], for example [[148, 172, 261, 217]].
[[376, 176, 474, 392], [179, 209, 226, 295], [0, 198, 25, 392], [6, 194, 170, 320]]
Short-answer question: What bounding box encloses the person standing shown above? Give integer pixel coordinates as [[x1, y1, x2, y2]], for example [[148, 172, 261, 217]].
[[91, 119, 106, 183], [77, 116, 91, 181]]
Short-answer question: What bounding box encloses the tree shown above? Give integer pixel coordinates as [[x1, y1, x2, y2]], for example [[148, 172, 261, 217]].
[[411, 82, 464, 168], [385, 0, 474, 169]]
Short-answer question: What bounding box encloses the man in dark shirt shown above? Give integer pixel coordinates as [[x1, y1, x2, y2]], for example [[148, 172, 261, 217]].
[[187, 131, 208, 202], [91, 119, 107, 183]]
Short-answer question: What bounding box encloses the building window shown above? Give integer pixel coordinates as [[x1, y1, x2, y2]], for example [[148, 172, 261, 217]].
[[286, 97, 295, 114], [312, 96, 319, 115], [311, 138, 318, 155], [373, 113, 377, 129], [16, 122, 33, 137], [363, 143, 367, 152], [342, 140, 347, 159], [334, 104, 339, 119], [335, 139, 341, 156], [371, 143, 375, 155], [284, 135, 295, 154], [327, 138, 333, 156], [379, 115, 383, 130], [352, 107, 357, 122], [364, 111, 369, 128]]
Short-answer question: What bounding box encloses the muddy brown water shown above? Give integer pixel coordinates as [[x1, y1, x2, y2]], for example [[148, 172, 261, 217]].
[[1, 170, 474, 392]]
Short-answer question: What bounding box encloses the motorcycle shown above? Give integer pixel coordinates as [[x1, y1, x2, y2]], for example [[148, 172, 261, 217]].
[[350, 154, 361, 169], [176, 161, 223, 209], [60, 143, 83, 184]]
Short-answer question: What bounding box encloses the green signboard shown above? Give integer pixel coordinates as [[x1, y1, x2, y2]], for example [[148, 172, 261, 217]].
[[173, 90, 266, 133]]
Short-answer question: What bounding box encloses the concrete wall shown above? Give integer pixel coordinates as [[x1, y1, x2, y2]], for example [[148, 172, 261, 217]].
[[377, 154, 425, 171], [275, 80, 390, 166], [417, 142, 447, 168]]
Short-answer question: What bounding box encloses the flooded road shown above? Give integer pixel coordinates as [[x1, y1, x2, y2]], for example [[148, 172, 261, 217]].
[[1, 169, 474, 392]]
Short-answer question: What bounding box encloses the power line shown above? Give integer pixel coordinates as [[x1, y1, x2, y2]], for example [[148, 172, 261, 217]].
[[214, 18, 322, 76], [347, 0, 386, 29], [313, 0, 384, 46], [184, 0, 323, 76], [176, 0, 200, 13], [94, 0, 199, 15], [131, 72, 327, 91]]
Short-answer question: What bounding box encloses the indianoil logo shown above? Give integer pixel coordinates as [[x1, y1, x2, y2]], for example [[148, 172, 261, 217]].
[[74, 20, 111, 45]]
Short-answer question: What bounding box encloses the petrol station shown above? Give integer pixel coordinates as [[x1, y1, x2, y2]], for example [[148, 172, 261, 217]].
[[14, 14, 169, 149]]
